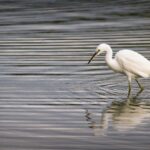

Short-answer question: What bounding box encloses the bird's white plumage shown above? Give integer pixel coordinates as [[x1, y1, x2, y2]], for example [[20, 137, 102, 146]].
[[88, 43, 150, 97], [115, 49, 150, 78]]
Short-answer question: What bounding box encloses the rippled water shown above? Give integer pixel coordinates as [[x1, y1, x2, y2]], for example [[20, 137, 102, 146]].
[[0, 0, 150, 149]]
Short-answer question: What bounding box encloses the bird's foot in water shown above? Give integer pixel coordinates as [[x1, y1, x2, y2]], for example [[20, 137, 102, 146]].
[[131, 88, 144, 99], [136, 87, 144, 96]]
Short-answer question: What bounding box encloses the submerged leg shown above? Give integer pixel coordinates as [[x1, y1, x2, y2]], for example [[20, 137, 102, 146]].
[[135, 79, 144, 92], [127, 75, 132, 98], [128, 81, 131, 98]]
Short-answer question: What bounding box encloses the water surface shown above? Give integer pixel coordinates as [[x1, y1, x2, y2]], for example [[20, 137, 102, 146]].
[[0, 0, 150, 149]]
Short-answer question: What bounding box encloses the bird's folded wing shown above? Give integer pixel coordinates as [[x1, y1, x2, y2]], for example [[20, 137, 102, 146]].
[[116, 50, 150, 78]]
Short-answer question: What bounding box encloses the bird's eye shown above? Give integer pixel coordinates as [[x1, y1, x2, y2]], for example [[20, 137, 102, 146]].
[[97, 49, 100, 53]]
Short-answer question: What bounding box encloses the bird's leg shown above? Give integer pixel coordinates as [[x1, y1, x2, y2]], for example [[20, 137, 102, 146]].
[[135, 79, 144, 92], [128, 81, 131, 98], [127, 75, 132, 98]]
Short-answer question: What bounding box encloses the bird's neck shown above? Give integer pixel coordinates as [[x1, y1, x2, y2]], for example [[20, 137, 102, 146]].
[[105, 48, 113, 65], [105, 48, 122, 72]]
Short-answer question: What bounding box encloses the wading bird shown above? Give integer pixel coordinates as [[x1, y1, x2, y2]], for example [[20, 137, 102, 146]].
[[88, 43, 150, 97]]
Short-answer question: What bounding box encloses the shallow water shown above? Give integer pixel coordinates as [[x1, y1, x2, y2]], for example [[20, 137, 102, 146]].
[[0, 0, 150, 149]]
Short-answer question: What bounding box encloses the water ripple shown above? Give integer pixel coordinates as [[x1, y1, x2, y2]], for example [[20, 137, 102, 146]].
[[0, 0, 150, 149]]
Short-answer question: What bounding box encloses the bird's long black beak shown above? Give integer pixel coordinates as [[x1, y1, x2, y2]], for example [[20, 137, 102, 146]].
[[88, 51, 98, 64]]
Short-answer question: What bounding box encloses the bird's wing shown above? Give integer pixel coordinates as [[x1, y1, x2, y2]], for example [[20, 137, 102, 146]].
[[116, 50, 150, 78]]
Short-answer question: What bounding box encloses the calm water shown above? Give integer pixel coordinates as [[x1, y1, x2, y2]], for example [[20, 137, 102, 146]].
[[0, 0, 150, 149]]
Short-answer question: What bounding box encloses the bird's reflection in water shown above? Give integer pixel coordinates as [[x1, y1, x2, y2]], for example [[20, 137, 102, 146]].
[[85, 98, 150, 136]]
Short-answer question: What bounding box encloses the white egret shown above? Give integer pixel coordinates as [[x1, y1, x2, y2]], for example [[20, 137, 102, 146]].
[[88, 43, 150, 97]]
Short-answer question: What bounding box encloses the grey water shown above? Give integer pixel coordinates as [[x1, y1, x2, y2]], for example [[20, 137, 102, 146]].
[[0, 0, 150, 149]]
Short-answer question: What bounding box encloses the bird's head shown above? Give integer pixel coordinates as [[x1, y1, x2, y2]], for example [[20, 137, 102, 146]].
[[88, 43, 111, 64]]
